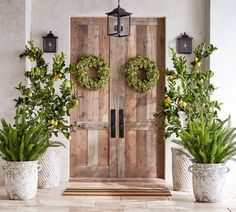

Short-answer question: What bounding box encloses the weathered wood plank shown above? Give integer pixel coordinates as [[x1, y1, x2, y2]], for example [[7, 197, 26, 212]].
[[77, 122, 109, 130], [125, 122, 157, 131], [146, 131, 157, 166], [76, 166, 109, 177], [147, 25, 158, 120], [109, 36, 119, 177], [136, 131, 147, 167], [87, 130, 99, 166], [136, 25, 147, 122], [98, 130, 109, 166], [125, 166, 158, 178], [75, 18, 159, 26], [125, 25, 137, 123], [77, 25, 88, 122], [77, 130, 88, 166], [70, 130, 77, 178], [125, 130, 137, 168], [117, 37, 126, 178]]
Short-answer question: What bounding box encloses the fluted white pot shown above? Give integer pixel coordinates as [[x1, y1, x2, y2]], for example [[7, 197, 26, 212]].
[[172, 147, 192, 192], [38, 147, 61, 188], [189, 163, 230, 202], [3, 160, 39, 200]]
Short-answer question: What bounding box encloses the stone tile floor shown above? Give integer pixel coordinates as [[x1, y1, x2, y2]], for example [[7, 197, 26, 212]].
[[0, 182, 235, 212]]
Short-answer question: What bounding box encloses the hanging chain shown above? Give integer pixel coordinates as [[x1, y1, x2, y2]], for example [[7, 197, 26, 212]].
[[118, 0, 120, 6]]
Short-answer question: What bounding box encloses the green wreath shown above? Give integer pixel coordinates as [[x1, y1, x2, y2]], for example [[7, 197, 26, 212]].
[[74, 55, 110, 90], [125, 56, 159, 92]]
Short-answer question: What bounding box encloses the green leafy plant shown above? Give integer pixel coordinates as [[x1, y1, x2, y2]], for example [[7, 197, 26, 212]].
[[16, 41, 78, 142], [74, 55, 110, 90], [0, 107, 58, 161], [125, 56, 159, 93], [174, 114, 236, 164], [154, 43, 220, 138]]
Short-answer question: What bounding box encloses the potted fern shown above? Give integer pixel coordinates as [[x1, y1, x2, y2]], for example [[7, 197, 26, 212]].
[[175, 113, 236, 202], [0, 107, 56, 200], [155, 43, 220, 191], [16, 41, 78, 188]]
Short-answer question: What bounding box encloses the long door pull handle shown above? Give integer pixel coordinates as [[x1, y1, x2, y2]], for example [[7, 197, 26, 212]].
[[119, 109, 124, 138], [111, 109, 116, 138]]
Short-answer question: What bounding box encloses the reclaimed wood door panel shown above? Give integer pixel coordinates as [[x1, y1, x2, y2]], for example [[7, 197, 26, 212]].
[[70, 18, 111, 178], [124, 19, 165, 178], [70, 18, 165, 180]]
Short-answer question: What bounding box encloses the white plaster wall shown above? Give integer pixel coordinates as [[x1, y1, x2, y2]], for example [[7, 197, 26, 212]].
[[0, 0, 28, 185], [30, 0, 209, 183], [210, 0, 236, 189]]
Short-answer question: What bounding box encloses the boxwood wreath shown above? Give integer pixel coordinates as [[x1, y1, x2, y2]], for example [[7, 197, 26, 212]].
[[125, 56, 159, 92], [74, 55, 110, 90]]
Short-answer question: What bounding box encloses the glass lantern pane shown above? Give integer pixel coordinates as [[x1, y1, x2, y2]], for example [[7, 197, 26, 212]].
[[43, 38, 57, 53], [108, 16, 119, 36], [178, 39, 192, 54], [119, 16, 130, 36]]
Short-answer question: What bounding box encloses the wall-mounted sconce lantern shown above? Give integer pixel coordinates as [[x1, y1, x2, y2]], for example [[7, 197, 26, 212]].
[[106, 0, 132, 37], [177, 32, 193, 54], [42, 31, 58, 53]]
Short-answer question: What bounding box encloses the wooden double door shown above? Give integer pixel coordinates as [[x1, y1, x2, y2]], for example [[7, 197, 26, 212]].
[[70, 17, 165, 180]]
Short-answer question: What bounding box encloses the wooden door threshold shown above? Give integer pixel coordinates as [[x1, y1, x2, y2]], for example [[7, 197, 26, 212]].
[[69, 177, 166, 183]]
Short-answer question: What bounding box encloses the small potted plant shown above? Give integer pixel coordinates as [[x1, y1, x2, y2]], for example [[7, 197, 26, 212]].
[[0, 107, 55, 200], [16, 41, 78, 188], [154, 43, 220, 191], [175, 113, 236, 202]]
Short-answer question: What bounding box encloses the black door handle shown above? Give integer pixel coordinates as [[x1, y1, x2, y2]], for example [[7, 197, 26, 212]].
[[119, 109, 124, 138], [111, 109, 116, 138]]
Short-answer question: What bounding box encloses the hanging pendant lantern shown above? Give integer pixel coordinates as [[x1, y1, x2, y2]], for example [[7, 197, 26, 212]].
[[106, 0, 132, 37]]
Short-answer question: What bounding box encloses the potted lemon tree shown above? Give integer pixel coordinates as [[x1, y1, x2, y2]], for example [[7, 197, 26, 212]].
[[15, 41, 78, 188], [155, 43, 220, 191], [0, 107, 56, 200], [175, 113, 236, 202]]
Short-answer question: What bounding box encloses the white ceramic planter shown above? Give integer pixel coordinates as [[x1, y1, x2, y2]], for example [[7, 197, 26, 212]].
[[38, 147, 61, 188], [172, 147, 192, 192], [189, 163, 230, 202], [3, 160, 39, 200]]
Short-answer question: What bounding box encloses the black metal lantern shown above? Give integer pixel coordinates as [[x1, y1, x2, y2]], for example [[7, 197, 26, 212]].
[[42, 31, 58, 53], [177, 32, 193, 54], [106, 0, 132, 37]]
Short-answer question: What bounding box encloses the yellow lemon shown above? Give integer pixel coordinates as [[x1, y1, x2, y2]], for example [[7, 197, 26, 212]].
[[28, 92, 33, 97], [194, 56, 199, 62], [178, 100, 187, 108], [165, 97, 171, 105], [196, 62, 202, 67], [29, 57, 34, 62], [68, 135, 72, 141], [54, 121, 58, 126], [50, 119, 55, 125], [58, 73, 62, 78], [54, 76, 60, 81], [172, 74, 177, 79]]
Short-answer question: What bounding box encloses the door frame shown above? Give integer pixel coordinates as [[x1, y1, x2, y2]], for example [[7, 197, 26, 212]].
[[69, 17, 166, 181]]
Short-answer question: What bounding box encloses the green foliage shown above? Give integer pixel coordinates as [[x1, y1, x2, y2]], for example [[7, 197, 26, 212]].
[[16, 41, 78, 141], [74, 55, 110, 90], [154, 43, 220, 138], [0, 107, 57, 161], [125, 56, 159, 93], [174, 114, 236, 164]]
